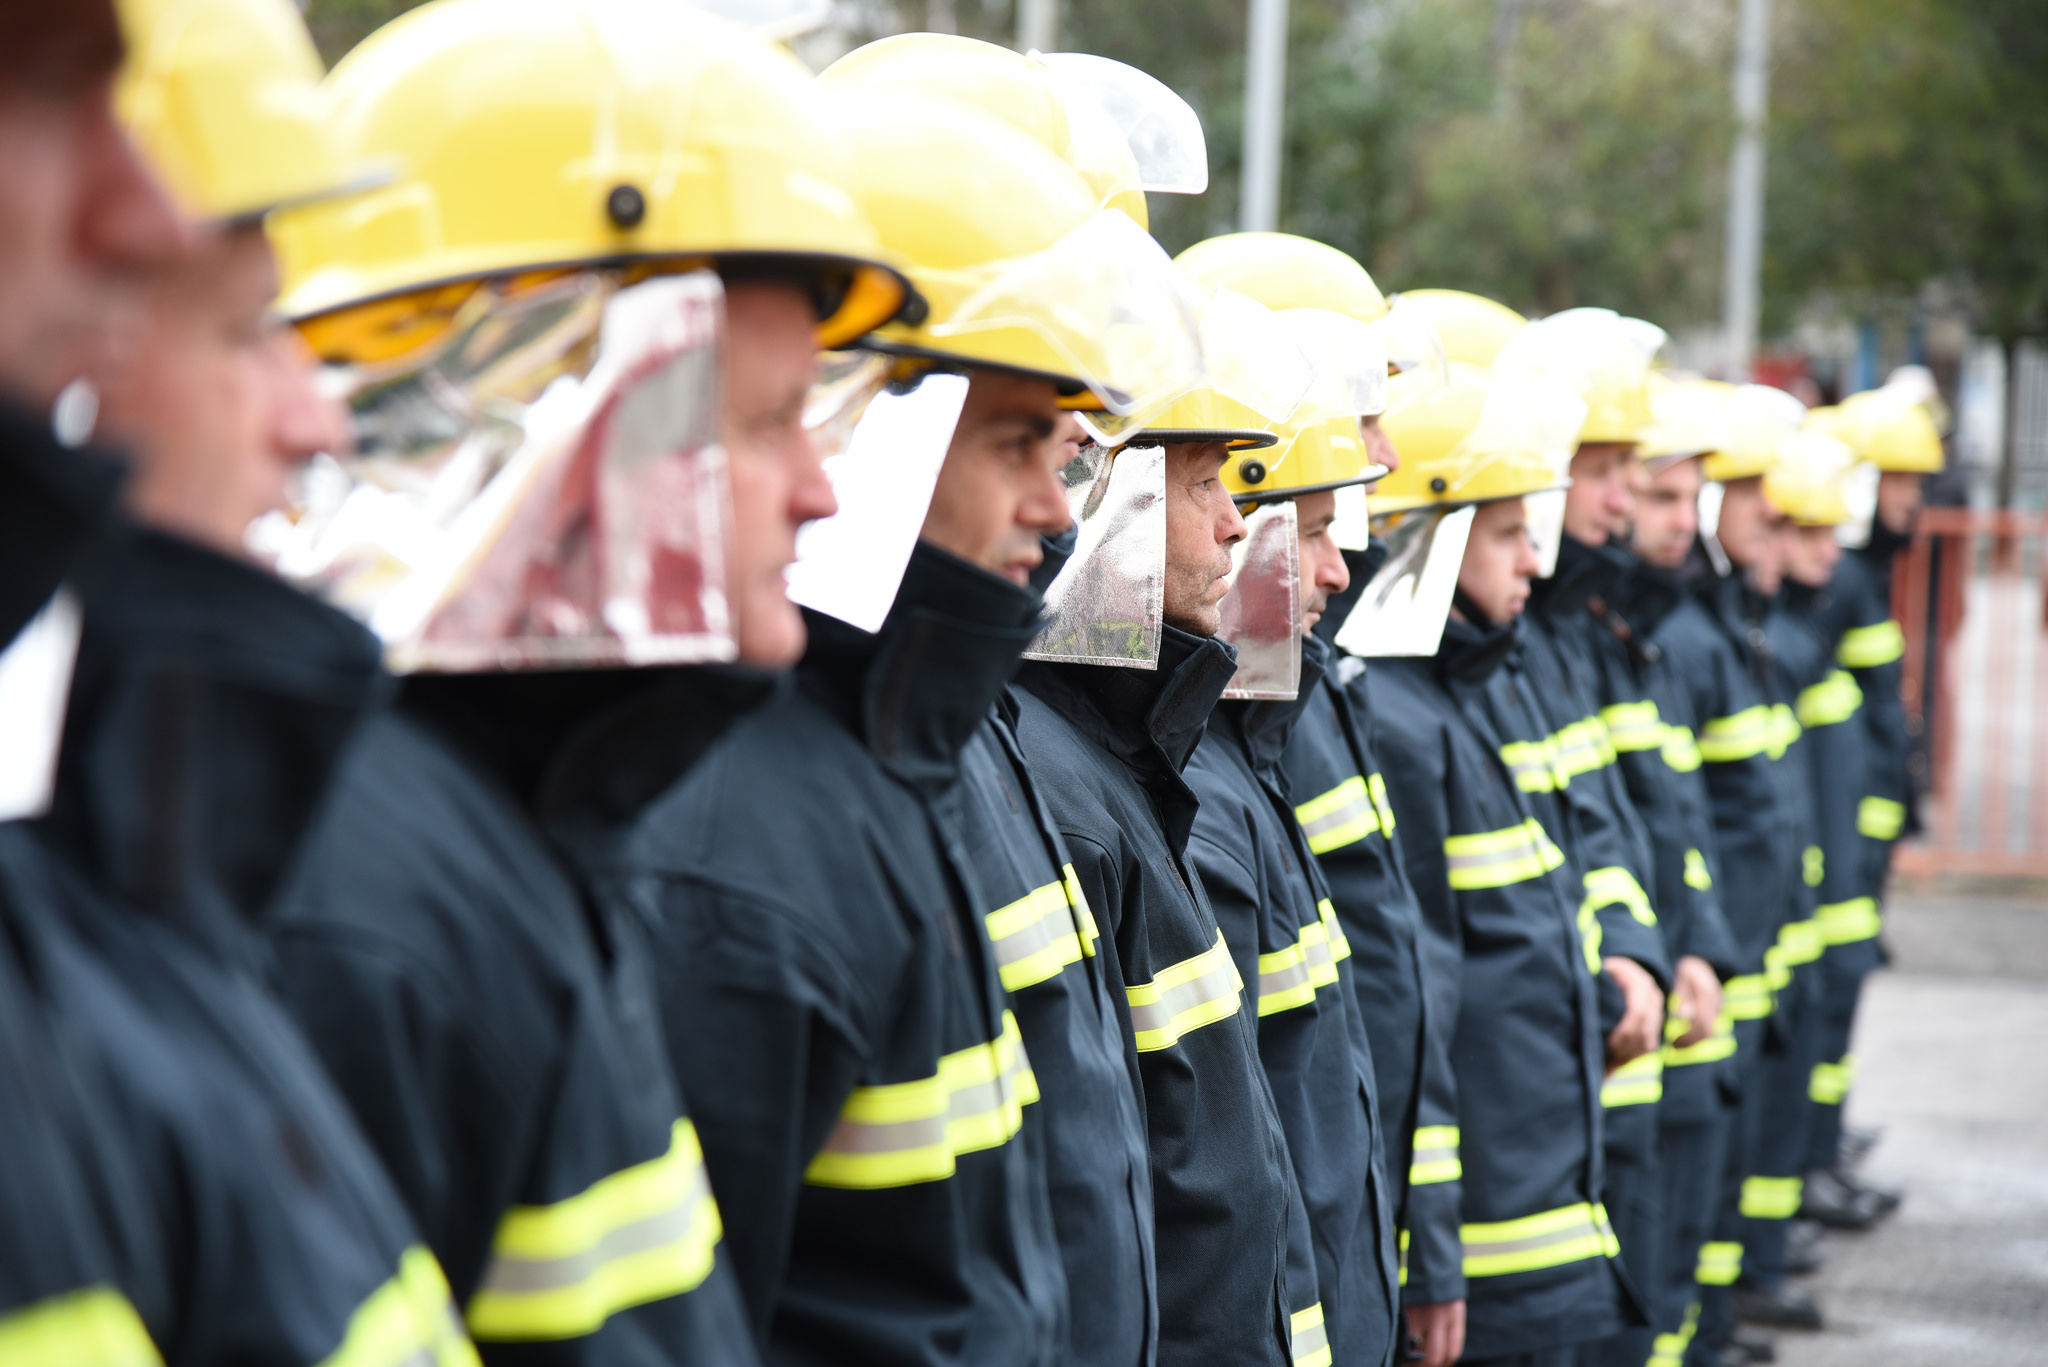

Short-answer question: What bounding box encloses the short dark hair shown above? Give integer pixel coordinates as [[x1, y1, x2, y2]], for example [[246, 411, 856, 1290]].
[[0, 1, 124, 93]]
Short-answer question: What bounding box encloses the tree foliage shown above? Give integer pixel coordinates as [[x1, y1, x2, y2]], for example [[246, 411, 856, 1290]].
[[305, 0, 2048, 342]]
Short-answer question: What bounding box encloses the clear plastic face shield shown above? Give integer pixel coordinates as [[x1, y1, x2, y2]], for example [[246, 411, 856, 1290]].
[[928, 209, 1207, 446], [1377, 293, 1450, 405], [688, 0, 832, 40], [1333, 504, 1475, 658], [1279, 307, 1391, 424], [1033, 51, 1210, 196], [1024, 441, 1167, 668], [1188, 286, 1320, 430], [784, 367, 971, 632], [256, 269, 733, 672], [1216, 500, 1301, 699]]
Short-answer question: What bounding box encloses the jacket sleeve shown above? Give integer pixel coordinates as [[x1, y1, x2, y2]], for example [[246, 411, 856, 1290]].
[[268, 925, 543, 1304], [1368, 710, 1466, 1308], [1841, 566, 1914, 851], [643, 876, 873, 1341]]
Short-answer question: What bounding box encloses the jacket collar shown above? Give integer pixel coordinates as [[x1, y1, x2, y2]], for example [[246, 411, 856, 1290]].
[[396, 665, 783, 859], [41, 523, 384, 953], [0, 399, 124, 647], [1313, 543, 1384, 648], [1533, 533, 1631, 623], [1218, 634, 1327, 777], [800, 540, 1044, 795], [1434, 600, 1521, 689], [1017, 623, 1240, 779]]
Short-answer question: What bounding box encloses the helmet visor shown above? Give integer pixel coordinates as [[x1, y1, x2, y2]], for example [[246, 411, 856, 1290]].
[[930, 209, 1206, 425], [1034, 51, 1209, 195], [252, 269, 733, 672], [1025, 441, 1167, 668], [1333, 504, 1475, 657], [1217, 500, 1302, 699]]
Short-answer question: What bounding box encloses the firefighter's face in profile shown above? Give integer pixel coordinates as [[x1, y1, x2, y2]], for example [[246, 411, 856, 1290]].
[[1875, 470, 1922, 535], [95, 224, 346, 556], [921, 370, 1072, 587], [0, 24, 184, 409], [1783, 521, 1842, 589], [1564, 441, 1638, 547], [1714, 476, 1774, 576], [1456, 495, 1541, 625], [1632, 457, 1701, 570], [1293, 489, 1349, 635], [723, 280, 838, 668], [1161, 440, 1248, 636]]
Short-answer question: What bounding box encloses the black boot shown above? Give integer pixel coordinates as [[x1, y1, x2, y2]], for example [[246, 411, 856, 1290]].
[[1731, 1323, 1779, 1361], [1837, 1125, 1881, 1167], [1732, 1279, 1824, 1329], [1801, 1167, 1886, 1230], [1830, 1163, 1903, 1214], [1785, 1218, 1823, 1275]]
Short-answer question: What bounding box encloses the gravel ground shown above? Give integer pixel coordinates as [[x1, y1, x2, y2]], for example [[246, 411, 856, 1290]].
[[1770, 888, 2048, 1367]]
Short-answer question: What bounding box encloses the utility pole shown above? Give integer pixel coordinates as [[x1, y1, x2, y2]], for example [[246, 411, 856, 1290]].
[[1240, 0, 1288, 231], [1015, 0, 1055, 53], [1721, 0, 1771, 381]]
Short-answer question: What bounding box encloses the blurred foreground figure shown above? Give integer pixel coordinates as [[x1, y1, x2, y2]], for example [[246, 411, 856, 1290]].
[[0, 2, 182, 1360], [10, 0, 485, 1363], [265, 1, 917, 1361]]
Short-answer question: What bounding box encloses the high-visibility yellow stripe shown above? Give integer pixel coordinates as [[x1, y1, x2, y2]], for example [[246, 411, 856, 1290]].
[[1696, 1240, 1743, 1286], [1060, 864, 1101, 959], [1583, 865, 1658, 927], [1809, 1056, 1855, 1105], [1683, 847, 1713, 891], [1649, 1302, 1701, 1367], [1255, 913, 1341, 1017], [469, 1120, 723, 1340], [328, 1246, 479, 1367], [1740, 1175, 1804, 1220], [1410, 1125, 1462, 1185], [1289, 1303, 1331, 1367], [1317, 899, 1352, 964], [1443, 819, 1566, 891], [1839, 620, 1905, 669], [1397, 1227, 1410, 1287], [1771, 703, 1802, 757], [1126, 933, 1244, 1052], [1803, 844, 1825, 888], [1551, 717, 1618, 782], [1776, 915, 1824, 968], [1724, 973, 1774, 1021], [1819, 896, 1881, 945], [1858, 796, 1905, 841], [985, 878, 1087, 992], [0, 1287, 160, 1367], [1600, 700, 1665, 753], [1697, 706, 1775, 763], [1600, 1051, 1665, 1107], [1661, 725, 1702, 773], [1295, 776, 1378, 854], [1577, 895, 1604, 974], [1499, 738, 1558, 794], [1461, 1202, 1619, 1278], [1368, 773, 1398, 834], [805, 1012, 1038, 1189], [1663, 1007, 1737, 1066], [1796, 670, 1863, 728]]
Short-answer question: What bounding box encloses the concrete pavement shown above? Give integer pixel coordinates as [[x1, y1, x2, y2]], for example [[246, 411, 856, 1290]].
[[1773, 887, 2048, 1367]]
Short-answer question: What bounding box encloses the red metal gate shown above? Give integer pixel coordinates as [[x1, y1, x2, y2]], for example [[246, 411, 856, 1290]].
[[1893, 508, 2048, 878]]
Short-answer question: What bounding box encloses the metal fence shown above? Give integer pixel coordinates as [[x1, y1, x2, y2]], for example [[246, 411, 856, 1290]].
[[1893, 508, 2048, 878]]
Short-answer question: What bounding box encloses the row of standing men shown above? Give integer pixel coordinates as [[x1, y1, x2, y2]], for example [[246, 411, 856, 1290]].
[[0, 3, 1931, 1367]]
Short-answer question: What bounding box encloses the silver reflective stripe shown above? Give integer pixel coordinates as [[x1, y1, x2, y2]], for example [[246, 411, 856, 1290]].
[[480, 1198, 704, 1295], [1291, 1313, 1329, 1366], [1127, 959, 1241, 1037]]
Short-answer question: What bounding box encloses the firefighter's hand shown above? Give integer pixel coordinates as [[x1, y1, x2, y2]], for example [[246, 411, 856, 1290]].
[[1403, 1299, 1465, 1367], [1602, 956, 1664, 1067], [1672, 954, 1723, 1048]]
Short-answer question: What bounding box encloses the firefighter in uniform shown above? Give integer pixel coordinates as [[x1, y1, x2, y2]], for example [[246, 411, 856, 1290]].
[[1011, 338, 1307, 1362], [1634, 384, 1812, 1360], [1797, 385, 1944, 1220], [22, 2, 481, 1361], [1175, 361, 1403, 1364], [631, 88, 1202, 1366], [1367, 364, 1639, 1367], [820, 36, 1234, 1367], [1180, 232, 1473, 1367], [259, 3, 919, 1359]]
